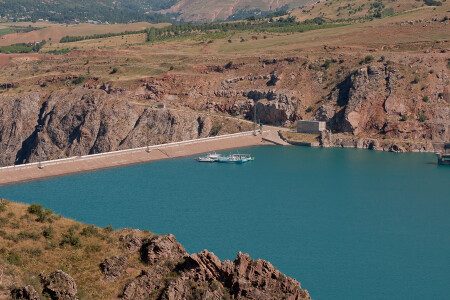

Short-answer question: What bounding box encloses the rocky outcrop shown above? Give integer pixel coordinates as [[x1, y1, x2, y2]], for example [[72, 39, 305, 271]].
[[10, 285, 41, 300], [0, 93, 41, 166], [41, 270, 78, 300], [122, 234, 310, 300], [140, 234, 187, 264], [0, 88, 242, 167], [245, 90, 300, 126], [320, 130, 436, 152], [100, 256, 127, 282], [119, 232, 143, 253]]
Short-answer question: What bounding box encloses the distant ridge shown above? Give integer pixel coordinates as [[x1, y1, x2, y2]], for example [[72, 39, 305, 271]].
[[0, 0, 317, 23]]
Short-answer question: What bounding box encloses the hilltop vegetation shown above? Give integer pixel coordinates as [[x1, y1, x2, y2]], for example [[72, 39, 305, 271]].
[[293, 0, 445, 21], [0, 0, 311, 23], [0, 200, 310, 299]]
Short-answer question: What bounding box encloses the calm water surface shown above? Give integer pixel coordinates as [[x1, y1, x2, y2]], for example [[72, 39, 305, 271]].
[[1, 146, 449, 299]]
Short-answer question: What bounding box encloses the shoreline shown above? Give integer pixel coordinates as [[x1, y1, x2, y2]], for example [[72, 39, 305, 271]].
[[0, 131, 273, 186]]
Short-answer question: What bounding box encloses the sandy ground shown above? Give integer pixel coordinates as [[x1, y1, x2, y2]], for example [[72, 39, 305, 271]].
[[0, 131, 281, 186]]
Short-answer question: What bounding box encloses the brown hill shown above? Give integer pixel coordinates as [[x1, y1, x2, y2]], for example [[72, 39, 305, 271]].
[[0, 200, 311, 300]]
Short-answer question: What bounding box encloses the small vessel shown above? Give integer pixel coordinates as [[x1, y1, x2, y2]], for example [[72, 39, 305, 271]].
[[437, 143, 450, 165], [196, 152, 222, 162], [217, 154, 254, 164]]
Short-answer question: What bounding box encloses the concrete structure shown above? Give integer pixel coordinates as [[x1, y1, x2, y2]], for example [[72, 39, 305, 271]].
[[297, 120, 326, 134], [437, 143, 450, 165]]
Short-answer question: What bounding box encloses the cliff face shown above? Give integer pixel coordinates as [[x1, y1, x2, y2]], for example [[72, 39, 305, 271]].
[[1, 50, 449, 166], [1, 201, 311, 300], [0, 88, 249, 167]]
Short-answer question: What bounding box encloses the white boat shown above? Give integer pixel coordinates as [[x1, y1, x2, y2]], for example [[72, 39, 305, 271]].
[[196, 152, 222, 162], [217, 154, 254, 164]]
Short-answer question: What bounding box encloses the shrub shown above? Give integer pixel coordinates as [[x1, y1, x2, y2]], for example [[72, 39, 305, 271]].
[[103, 225, 114, 233], [224, 61, 233, 69], [306, 106, 314, 113], [322, 59, 332, 69], [110, 67, 118, 74], [7, 251, 21, 265], [72, 76, 85, 85], [418, 114, 427, 122], [401, 115, 408, 121], [42, 226, 55, 239], [438, 92, 444, 98], [17, 231, 41, 241], [27, 203, 43, 215], [0, 217, 8, 226], [422, 96, 429, 102], [412, 76, 420, 84], [60, 228, 82, 248], [81, 225, 99, 237], [27, 203, 53, 223], [0, 199, 7, 212], [210, 125, 222, 136], [360, 55, 374, 64], [169, 66, 174, 71]]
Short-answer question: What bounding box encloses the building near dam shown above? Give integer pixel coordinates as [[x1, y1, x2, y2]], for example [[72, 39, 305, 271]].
[[297, 120, 326, 134]]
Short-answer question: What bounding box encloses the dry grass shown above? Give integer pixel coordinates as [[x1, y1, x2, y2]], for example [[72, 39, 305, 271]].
[[0, 200, 155, 299], [282, 132, 320, 143]]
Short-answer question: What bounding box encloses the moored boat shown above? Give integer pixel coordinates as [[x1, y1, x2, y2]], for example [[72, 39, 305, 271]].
[[217, 154, 254, 164], [196, 152, 222, 162]]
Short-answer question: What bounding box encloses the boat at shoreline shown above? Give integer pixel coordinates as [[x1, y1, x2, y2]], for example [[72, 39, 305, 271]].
[[196, 153, 254, 164], [217, 154, 254, 164], [196, 152, 222, 162]]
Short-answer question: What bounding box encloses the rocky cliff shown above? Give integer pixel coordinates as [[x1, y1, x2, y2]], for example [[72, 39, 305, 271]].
[[0, 88, 251, 167], [0, 201, 311, 300]]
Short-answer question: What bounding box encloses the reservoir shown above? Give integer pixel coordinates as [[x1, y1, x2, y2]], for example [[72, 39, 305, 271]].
[[0, 146, 449, 299]]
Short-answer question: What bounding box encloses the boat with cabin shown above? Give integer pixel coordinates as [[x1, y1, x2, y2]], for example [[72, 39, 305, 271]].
[[196, 152, 222, 162], [217, 154, 254, 164]]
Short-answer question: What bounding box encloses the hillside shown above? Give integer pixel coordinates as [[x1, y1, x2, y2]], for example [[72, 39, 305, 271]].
[[0, 0, 312, 23], [163, 0, 315, 22], [292, 0, 445, 21], [0, 200, 311, 299], [0, 0, 448, 167]]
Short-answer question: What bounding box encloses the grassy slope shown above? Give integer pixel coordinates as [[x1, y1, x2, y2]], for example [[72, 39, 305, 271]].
[[0, 1, 448, 95], [292, 0, 436, 21], [0, 200, 154, 299]]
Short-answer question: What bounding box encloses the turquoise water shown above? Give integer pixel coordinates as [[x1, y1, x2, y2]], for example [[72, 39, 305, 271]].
[[1, 146, 449, 299]]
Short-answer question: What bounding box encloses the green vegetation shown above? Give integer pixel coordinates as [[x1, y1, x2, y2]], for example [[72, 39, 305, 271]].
[[44, 48, 72, 55], [27, 203, 53, 223], [422, 96, 429, 102], [72, 77, 85, 85], [412, 76, 420, 84], [60, 227, 82, 248], [401, 115, 408, 121], [0, 25, 40, 37], [144, 17, 348, 43], [423, 0, 442, 7], [0, 41, 46, 54], [0, 0, 177, 23], [418, 114, 427, 122], [360, 55, 374, 64]]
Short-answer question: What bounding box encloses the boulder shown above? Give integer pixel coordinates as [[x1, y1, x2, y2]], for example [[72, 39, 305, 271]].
[[100, 256, 127, 282], [141, 234, 187, 264], [41, 270, 78, 300], [10, 285, 40, 300]]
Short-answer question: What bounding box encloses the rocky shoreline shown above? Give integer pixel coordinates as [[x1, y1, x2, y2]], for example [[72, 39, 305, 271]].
[[0, 201, 310, 300]]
